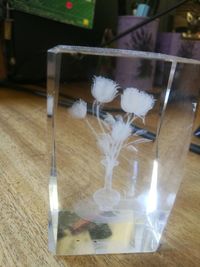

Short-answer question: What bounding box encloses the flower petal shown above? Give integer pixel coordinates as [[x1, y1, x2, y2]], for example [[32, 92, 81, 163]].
[[91, 76, 119, 103], [69, 99, 87, 119], [121, 88, 155, 117]]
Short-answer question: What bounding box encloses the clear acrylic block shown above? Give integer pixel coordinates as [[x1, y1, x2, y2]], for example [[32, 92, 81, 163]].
[[47, 46, 200, 255]]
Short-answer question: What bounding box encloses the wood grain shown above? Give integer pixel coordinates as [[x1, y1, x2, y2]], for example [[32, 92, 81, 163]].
[[0, 88, 200, 267]]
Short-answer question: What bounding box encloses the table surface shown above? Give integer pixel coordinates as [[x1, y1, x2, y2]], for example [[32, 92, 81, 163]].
[[0, 87, 200, 267]]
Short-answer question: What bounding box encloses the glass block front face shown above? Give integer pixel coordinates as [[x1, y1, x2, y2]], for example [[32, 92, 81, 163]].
[[47, 46, 200, 255]]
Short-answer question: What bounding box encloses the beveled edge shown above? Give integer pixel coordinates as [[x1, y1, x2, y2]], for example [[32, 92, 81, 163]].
[[48, 45, 200, 65]]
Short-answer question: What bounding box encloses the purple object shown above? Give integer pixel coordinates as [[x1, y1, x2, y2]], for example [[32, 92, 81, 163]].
[[155, 32, 200, 89], [115, 16, 159, 91], [156, 32, 200, 59]]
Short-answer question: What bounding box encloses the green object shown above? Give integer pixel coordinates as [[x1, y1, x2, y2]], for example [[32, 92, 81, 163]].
[[89, 223, 112, 240], [10, 0, 96, 29]]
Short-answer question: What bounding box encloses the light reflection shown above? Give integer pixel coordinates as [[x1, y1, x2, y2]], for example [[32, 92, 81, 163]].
[[47, 95, 54, 116], [127, 160, 138, 197], [146, 159, 158, 214], [49, 176, 59, 251], [49, 181, 59, 211]]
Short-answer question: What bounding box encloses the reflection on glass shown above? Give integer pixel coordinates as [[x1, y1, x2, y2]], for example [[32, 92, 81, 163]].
[[147, 159, 158, 214]]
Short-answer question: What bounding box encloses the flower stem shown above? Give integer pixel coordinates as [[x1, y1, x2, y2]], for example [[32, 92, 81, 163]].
[[92, 100, 96, 116], [104, 162, 114, 190], [104, 174, 112, 191], [114, 141, 124, 161], [96, 103, 106, 134], [130, 115, 136, 125], [85, 118, 98, 139]]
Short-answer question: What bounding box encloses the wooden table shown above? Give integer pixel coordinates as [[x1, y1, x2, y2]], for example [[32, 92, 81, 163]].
[[0, 87, 200, 267]]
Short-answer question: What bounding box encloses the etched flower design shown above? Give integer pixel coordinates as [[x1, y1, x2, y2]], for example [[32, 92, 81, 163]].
[[121, 88, 155, 117], [91, 76, 119, 103], [111, 120, 132, 143], [69, 99, 87, 119], [70, 77, 155, 215], [97, 133, 111, 155]]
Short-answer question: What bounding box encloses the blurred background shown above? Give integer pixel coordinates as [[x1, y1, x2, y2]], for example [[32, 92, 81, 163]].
[[0, 0, 200, 83], [0, 0, 199, 150]]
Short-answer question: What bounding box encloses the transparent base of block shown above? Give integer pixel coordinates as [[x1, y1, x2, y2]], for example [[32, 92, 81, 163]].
[[48, 201, 169, 255], [93, 187, 121, 212]]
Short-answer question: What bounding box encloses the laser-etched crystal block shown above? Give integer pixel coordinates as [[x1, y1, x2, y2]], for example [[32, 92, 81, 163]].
[[47, 46, 200, 255]]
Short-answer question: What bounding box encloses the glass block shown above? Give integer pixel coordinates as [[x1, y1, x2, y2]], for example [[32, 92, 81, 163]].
[[47, 46, 200, 255]]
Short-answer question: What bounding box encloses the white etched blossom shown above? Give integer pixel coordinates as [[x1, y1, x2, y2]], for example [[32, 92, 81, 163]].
[[121, 88, 155, 117], [111, 120, 132, 143], [69, 99, 87, 119], [91, 76, 119, 103], [103, 113, 116, 126]]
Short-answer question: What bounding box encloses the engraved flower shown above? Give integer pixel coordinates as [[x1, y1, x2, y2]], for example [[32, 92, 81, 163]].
[[111, 120, 132, 143], [97, 133, 111, 155], [121, 88, 155, 117], [69, 99, 87, 119], [91, 76, 119, 103]]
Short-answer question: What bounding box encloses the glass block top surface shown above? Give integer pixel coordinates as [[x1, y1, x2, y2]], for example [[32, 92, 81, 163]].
[[48, 45, 200, 64]]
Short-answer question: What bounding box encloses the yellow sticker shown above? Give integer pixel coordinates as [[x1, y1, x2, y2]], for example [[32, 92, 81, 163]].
[[83, 19, 89, 26]]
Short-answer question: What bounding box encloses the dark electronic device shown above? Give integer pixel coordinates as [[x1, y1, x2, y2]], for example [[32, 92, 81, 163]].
[[6, 0, 118, 82], [10, 0, 96, 29]]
